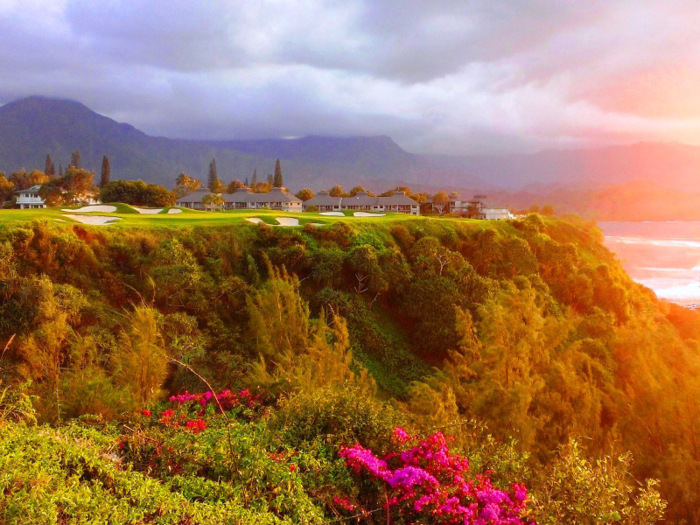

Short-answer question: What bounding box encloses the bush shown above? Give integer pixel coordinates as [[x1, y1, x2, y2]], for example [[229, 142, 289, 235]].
[[271, 387, 403, 452]]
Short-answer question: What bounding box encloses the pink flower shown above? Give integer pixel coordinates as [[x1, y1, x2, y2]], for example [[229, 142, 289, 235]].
[[333, 497, 356, 511], [392, 427, 411, 444], [338, 429, 531, 524]]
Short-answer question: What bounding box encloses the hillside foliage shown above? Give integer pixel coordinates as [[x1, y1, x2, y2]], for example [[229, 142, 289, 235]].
[[0, 214, 697, 521]]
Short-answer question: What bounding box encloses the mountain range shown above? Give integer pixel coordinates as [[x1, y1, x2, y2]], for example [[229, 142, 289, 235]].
[[2, 96, 700, 216]]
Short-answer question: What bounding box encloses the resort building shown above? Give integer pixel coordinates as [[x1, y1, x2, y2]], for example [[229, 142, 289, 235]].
[[303, 190, 420, 215], [16, 185, 46, 209], [176, 187, 303, 212], [448, 194, 511, 220], [302, 190, 342, 212]]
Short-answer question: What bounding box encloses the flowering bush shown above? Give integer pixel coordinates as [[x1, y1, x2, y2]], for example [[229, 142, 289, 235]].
[[338, 427, 532, 524], [169, 388, 264, 413], [117, 388, 327, 522]]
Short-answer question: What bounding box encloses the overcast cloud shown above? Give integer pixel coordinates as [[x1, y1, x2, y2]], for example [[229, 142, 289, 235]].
[[2, 0, 700, 154]]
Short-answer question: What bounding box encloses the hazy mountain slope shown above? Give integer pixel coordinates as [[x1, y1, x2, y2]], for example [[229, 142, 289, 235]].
[[0, 97, 457, 189], [431, 141, 700, 190], [493, 180, 700, 221], [3, 96, 700, 195]]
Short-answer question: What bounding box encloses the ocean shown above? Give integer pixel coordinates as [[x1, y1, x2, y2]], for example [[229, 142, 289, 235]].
[[601, 221, 700, 305]]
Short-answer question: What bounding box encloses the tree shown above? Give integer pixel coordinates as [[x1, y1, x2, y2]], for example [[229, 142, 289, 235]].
[[267, 174, 274, 186], [9, 169, 48, 190], [329, 185, 345, 197], [246, 268, 309, 363], [251, 170, 258, 187], [295, 188, 314, 201], [44, 155, 55, 177], [380, 186, 411, 197], [115, 306, 168, 405], [174, 173, 201, 197], [432, 190, 449, 215], [58, 164, 63, 177], [244, 177, 249, 187], [69, 150, 82, 169], [0, 173, 14, 204], [100, 180, 175, 207], [273, 159, 283, 187], [60, 167, 94, 199], [208, 159, 221, 192], [202, 193, 225, 211], [40, 168, 96, 206], [350, 186, 374, 197], [532, 441, 666, 524], [17, 277, 87, 422], [227, 179, 246, 193], [541, 204, 555, 216], [100, 156, 110, 187]]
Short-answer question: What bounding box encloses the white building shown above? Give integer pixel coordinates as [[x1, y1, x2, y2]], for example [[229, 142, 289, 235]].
[[448, 194, 511, 220], [16, 185, 46, 209]]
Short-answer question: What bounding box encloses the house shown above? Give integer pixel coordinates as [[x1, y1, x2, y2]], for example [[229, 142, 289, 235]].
[[224, 187, 302, 212], [15, 184, 99, 209], [303, 190, 420, 215], [301, 190, 342, 212], [16, 185, 46, 209], [176, 188, 209, 210], [176, 187, 303, 212], [375, 191, 422, 215], [449, 194, 511, 220]]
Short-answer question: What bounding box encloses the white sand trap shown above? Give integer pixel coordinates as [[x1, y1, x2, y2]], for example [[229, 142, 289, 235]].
[[246, 218, 263, 224], [62, 205, 117, 213], [167, 208, 182, 214], [276, 217, 300, 226], [354, 212, 385, 217], [320, 211, 344, 216], [63, 214, 121, 226], [132, 206, 164, 214], [308, 223, 325, 226]]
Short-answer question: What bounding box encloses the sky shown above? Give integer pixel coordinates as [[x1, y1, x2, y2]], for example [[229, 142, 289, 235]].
[[2, 0, 700, 155]]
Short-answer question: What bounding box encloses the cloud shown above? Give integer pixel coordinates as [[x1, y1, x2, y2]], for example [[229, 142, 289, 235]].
[[1, 0, 700, 154]]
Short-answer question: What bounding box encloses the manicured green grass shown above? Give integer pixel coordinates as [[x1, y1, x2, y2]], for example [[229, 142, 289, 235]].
[[0, 205, 433, 229]]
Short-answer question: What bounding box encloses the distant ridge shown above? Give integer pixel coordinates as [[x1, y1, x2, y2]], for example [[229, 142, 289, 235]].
[[2, 96, 700, 192], [0, 97, 452, 189]]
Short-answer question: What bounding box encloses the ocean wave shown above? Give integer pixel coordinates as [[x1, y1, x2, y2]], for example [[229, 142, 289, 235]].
[[605, 236, 700, 248]]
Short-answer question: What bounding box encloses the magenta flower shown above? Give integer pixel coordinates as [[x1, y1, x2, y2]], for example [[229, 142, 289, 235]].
[[338, 427, 531, 524]]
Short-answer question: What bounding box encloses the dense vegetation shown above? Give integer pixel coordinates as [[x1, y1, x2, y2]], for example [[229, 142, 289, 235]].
[[1, 213, 698, 522]]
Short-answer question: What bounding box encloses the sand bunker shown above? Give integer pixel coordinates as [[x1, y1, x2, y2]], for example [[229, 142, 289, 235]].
[[132, 206, 163, 214], [63, 214, 121, 226], [167, 208, 182, 214], [246, 218, 263, 224], [62, 205, 117, 213], [320, 211, 344, 216], [354, 212, 385, 217], [275, 217, 300, 226]]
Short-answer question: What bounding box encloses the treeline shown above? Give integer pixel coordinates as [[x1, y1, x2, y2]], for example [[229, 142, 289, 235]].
[[1, 153, 293, 208], [0, 214, 699, 519], [196, 158, 286, 195], [0, 150, 111, 207]]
